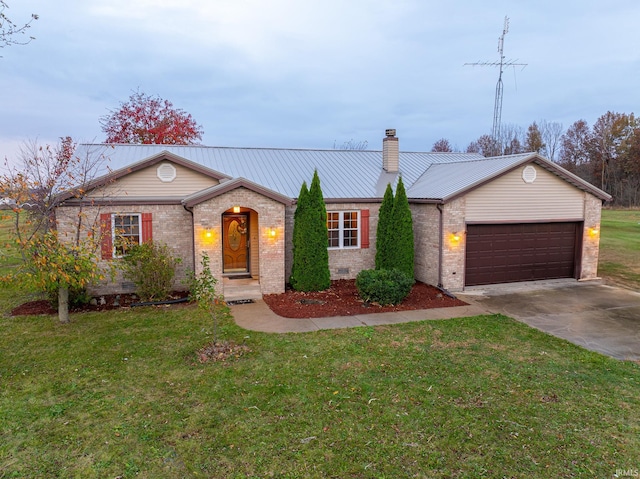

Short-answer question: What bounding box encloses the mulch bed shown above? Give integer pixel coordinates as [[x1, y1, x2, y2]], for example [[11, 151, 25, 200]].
[[10, 291, 191, 316], [10, 280, 466, 319], [263, 279, 466, 318]]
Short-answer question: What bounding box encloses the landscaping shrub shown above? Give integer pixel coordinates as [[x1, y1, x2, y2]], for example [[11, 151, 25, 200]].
[[185, 252, 227, 342], [389, 176, 415, 278], [375, 183, 394, 270], [290, 170, 330, 292], [289, 181, 309, 289], [356, 268, 415, 306], [47, 286, 91, 309], [120, 241, 181, 301]]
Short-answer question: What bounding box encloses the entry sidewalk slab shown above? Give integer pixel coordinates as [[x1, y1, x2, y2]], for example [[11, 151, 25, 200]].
[[229, 300, 487, 334]]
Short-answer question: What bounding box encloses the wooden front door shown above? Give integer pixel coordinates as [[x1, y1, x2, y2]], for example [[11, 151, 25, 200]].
[[223, 214, 249, 273]]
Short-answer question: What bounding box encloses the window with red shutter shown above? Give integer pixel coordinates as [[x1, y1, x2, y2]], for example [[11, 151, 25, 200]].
[[360, 209, 370, 249], [100, 212, 152, 258], [100, 213, 112, 260]]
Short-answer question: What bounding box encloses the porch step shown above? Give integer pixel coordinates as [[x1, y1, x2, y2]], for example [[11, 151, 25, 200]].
[[223, 278, 262, 302]]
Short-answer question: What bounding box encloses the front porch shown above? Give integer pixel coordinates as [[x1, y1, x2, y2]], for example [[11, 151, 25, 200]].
[[189, 184, 289, 297], [222, 277, 263, 302]]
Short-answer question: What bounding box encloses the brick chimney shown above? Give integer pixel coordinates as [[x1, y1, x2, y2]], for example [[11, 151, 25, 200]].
[[383, 129, 398, 172]]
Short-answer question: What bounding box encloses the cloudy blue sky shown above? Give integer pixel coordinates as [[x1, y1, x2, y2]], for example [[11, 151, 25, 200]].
[[1, 0, 638, 165]]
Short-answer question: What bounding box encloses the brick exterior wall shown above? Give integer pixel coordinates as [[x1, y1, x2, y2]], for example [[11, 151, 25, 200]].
[[56, 187, 605, 298], [580, 193, 603, 280], [440, 197, 467, 291], [55, 204, 194, 296], [411, 203, 440, 286], [193, 187, 286, 295], [284, 202, 381, 282]]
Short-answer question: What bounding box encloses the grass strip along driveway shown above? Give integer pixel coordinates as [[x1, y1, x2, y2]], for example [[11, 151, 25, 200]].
[[599, 208, 640, 289], [1, 305, 638, 478]]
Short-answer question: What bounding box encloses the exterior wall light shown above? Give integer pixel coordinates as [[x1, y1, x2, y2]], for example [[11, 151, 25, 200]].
[[269, 226, 277, 238], [202, 226, 216, 244], [589, 227, 599, 236], [452, 232, 461, 242], [233, 206, 241, 213]]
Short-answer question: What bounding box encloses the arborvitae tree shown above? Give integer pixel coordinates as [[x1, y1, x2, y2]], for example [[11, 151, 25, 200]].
[[289, 181, 309, 288], [290, 171, 330, 291], [389, 177, 414, 277], [375, 183, 394, 270], [304, 170, 331, 290]]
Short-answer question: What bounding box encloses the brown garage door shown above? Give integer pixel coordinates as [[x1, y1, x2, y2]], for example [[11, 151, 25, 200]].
[[465, 222, 581, 286]]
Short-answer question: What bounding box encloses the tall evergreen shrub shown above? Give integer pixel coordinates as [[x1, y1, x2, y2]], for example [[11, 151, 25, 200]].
[[290, 171, 331, 291], [389, 177, 414, 278], [375, 183, 394, 270], [290, 181, 309, 289], [305, 170, 331, 290]]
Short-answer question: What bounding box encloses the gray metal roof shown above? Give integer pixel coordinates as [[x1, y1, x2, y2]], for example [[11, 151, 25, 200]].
[[74, 144, 610, 202], [408, 153, 536, 201], [407, 152, 612, 202], [76, 144, 483, 200]]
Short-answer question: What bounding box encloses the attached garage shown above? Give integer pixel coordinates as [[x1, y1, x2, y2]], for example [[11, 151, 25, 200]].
[[409, 153, 612, 292], [465, 222, 582, 286]]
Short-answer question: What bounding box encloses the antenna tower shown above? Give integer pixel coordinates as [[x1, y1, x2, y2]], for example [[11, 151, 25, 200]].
[[465, 16, 527, 148]]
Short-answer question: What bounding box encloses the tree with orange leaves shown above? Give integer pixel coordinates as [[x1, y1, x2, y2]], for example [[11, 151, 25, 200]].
[[1, 138, 112, 323]]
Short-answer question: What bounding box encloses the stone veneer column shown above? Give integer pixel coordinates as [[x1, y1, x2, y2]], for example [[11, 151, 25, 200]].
[[580, 193, 604, 280]]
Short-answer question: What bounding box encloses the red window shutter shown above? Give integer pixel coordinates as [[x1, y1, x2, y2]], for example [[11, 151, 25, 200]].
[[100, 213, 112, 260], [361, 209, 370, 249], [142, 213, 153, 243]]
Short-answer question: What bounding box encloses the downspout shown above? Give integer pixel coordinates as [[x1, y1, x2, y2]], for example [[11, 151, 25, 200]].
[[183, 204, 196, 271], [436, 203, 444, 288]]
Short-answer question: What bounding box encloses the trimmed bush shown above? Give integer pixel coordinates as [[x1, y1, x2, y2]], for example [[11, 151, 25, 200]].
[[356, 268, 415, 306], [120, 241, 181, 301]]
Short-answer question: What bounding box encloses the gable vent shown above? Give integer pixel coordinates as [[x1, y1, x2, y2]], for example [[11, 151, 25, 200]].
[[522, 165, 537, 184], [157, 163, 177, 182]]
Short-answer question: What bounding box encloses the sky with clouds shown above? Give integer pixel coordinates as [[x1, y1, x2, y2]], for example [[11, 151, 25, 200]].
[[1, 0, 638, 166]]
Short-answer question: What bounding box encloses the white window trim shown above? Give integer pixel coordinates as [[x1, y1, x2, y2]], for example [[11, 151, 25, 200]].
[[327, 210, 360, 250], [112, 213, 142, 258]]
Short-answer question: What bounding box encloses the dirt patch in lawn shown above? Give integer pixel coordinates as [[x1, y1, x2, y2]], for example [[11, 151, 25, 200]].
[[263, 279, 466, 318]]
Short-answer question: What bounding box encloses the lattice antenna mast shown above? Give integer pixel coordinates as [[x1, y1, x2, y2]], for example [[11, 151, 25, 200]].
[[465, 16, 527, 149]]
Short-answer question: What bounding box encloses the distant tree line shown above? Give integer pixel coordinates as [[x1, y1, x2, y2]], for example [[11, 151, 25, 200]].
[[431, 111, 639, 206]]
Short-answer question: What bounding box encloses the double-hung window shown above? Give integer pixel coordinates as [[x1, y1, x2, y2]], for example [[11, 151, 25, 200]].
[[327, 211, 359, 249], [113, 213, 141, 257]]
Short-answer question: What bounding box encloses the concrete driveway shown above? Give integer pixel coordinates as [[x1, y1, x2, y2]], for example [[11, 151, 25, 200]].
[[458, 279, 640, 361]]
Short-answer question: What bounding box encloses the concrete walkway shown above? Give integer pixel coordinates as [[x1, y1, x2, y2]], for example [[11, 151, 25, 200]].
[[229, 279, 640, 361], [229, 300, 486, 334]]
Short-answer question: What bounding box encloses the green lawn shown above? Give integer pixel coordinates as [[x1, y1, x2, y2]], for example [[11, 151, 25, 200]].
[[599, 208, 640, 289], [1, 305, 639, 478], [0, 212, 639, 478], [0, 210, 36, 312]]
